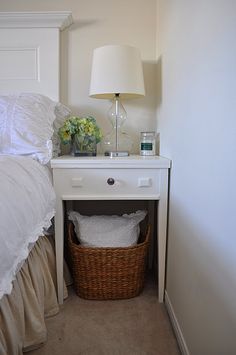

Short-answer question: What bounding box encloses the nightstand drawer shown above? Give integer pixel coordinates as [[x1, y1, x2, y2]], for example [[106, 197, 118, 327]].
[[53, 168, 160, 199]]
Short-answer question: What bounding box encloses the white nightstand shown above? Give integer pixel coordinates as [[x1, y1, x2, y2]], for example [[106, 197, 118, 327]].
[[51, 155, 171, 304]]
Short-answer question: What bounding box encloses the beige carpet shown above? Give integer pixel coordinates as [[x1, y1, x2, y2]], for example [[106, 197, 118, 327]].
[[28, 275, 180, 355]]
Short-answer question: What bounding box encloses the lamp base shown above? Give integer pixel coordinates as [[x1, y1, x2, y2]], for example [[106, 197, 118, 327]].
[[104, 150, 129, 157]]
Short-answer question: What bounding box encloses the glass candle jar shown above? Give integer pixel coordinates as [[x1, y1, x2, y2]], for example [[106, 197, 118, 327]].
[[140, 131, 156, 156]]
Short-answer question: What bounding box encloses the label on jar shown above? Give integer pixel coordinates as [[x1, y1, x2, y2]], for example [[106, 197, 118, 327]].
[[141, 143, 153, 151]]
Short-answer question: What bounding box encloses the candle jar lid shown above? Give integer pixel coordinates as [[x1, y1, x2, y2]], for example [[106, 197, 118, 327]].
[[140, 131, 155, 136]]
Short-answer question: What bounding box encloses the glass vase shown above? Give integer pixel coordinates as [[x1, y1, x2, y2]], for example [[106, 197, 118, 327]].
[[71, 134, 97, 157]]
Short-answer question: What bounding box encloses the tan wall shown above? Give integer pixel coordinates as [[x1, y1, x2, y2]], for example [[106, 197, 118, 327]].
[[0, 0, 157, 153]]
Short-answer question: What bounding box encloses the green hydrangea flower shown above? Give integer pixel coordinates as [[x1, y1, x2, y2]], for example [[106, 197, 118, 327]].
[[58, 116, 102, 146]]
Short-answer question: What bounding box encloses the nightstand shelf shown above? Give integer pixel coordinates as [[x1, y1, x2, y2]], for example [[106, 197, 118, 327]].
[[51, 155, 171, 304]]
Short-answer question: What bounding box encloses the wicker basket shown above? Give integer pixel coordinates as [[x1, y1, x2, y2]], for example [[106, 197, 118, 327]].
[[67, 222, 150, 300]]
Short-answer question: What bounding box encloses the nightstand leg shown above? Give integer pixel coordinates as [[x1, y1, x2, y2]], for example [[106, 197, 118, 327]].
[[158, 169, 169, 302]]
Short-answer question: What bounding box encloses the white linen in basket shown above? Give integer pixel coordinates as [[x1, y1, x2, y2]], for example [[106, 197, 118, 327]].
[[68, 210, 147, 248], [0, 155, 56, 299]]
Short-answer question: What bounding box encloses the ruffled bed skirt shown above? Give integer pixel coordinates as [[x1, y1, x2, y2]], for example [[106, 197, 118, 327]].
[[0, 235, 67, 355]]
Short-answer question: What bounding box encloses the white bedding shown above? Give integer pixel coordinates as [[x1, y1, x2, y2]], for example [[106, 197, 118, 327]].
[[0, 155, 56, 299]]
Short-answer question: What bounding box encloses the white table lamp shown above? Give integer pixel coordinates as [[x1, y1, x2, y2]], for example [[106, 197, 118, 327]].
[[89, 44, 145, 157]]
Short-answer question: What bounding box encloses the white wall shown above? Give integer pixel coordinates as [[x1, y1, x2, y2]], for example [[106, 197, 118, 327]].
[[157, 1, 236, 354], [0, 0, 157, 153]]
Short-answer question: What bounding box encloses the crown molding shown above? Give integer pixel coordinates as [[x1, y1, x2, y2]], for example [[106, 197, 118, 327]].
[[0, 11, 73, 30]]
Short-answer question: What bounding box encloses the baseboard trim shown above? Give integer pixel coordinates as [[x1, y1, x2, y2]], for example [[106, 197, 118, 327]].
[[165, 291, 190, 355]]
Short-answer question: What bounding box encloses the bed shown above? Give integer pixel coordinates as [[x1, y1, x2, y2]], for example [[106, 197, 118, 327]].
[[0, 11, 73, 354]]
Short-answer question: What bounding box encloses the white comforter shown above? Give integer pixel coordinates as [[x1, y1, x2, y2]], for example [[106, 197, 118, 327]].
[[0, 155, 56, 299]]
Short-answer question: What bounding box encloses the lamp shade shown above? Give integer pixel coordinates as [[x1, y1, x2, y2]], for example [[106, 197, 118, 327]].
[[89, 45, 145, 99]]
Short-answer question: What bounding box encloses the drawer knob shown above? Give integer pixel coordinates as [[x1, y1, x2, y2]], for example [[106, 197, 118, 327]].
[[107, 177, 115, 185]]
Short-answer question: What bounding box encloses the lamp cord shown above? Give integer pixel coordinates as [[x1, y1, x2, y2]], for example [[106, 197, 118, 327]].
[[115, 93, 120, 151]]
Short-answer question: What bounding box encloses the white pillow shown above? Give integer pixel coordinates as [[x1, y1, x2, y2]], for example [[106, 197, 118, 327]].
[[52, 102, 71, 157], [68, 210, 147, 248], [0, 93, 71, 164]]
